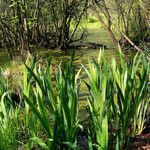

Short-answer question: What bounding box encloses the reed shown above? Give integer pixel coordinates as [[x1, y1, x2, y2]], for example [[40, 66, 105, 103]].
[[23, 54, 81, 149], [83, 50, 108, 150]]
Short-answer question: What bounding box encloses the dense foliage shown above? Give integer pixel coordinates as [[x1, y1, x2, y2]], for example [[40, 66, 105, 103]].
[[0, 51, 149, 149], [0, 0, 88, 55], [0, 0, 149, 57]]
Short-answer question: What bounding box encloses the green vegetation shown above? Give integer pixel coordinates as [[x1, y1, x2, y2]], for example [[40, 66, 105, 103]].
[[0, 0, 150, 149], [0, 50, 149, 149], [0, 0, 149, 55], [23, 54, 81, 149], [85, 51, 108, 150]]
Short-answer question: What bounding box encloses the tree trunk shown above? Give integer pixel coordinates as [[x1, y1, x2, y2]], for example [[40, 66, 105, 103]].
[[91, 3, 119, 46]]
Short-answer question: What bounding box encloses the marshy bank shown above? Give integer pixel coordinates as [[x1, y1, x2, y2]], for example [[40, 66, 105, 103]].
[[0, 49, 149, 150]]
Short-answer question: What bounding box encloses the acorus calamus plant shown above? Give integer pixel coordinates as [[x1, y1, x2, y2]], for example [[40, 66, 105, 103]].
[[84, 50, 108, 150], [23, 53, 82, 149], [83, 49, 149, 150]]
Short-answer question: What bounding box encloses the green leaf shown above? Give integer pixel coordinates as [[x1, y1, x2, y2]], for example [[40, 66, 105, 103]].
[[31, 137, 49, 150], [88, 135, 93, 150], [63, 142, 80, 150], [23, 94, 52, 138]]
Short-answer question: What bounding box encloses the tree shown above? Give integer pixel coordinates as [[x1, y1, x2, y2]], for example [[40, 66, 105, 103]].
[[0, 0, 89, 56], [91, 0, 119, 47], [113, 0, 149, 44], [91, 0, 149, 49]]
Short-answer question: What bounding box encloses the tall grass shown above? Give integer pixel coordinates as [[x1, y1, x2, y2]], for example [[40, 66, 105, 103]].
[[0, 68, 20, 150], [0, 50, 149, 150], [21, 55, 40, 136], [109, 51, 149, 149], [23, 54, 81, 149], [84, 50, 149, 150], [83, 50, 108, 150]]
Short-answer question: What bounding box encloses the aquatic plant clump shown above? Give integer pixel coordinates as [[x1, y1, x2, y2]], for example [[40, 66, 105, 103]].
[[0, 51, 149, 150]]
